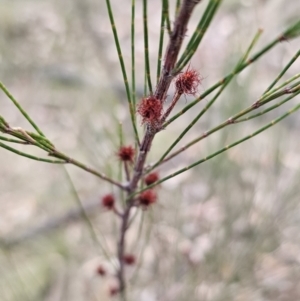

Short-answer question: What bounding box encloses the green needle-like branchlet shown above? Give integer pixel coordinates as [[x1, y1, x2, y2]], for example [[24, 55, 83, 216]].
[[261, 74, 300, 101], [0, 141, 65, 163], [135, 102, 300, 196], [162, 0, 171, 36], [63, 167, 114, 266], [157, 3, 166, 83], [0, 136, 28, 144], [0, 81, 45, 137], [143, 0, 153, 94], [175, 0, 223, 72], [105, 0, 140, 145], [237, 89, 300, 123], [165, 20, 300, 127], [156, 30, 262, 167], [282, 20, 300, 39], [175, 0, 181, 18], [263, 49, 300, 95], [131, 0, 136, 108], [159, 86, 300, 165]]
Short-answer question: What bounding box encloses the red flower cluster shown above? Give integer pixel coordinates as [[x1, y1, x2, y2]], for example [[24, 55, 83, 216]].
[[144, 172, 159, 186], [139, 189, 157, 206], [117, 145, 135, 162], [137, 96, 163, 126], [175, 67, 201, 95], [101, 194, 115, 210]]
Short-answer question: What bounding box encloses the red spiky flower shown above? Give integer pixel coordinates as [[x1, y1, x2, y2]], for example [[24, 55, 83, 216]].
[[117, 145, 135, 162], [123, 254, 136, 265], [109, 285, 119, 296], [144, 172, 159, 186], [175, 67, 201, 95], [139, 189, 157, 206], [96, 264, 106, 277], [101, 194, 115, 210], [137, 96, 163, 126]]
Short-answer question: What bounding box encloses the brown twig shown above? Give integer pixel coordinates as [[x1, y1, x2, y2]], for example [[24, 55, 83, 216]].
[[0, 122, 126, 190], [116, 0, 203, 296], [52, 152, 126, 190], [160, 91, 182, 126]]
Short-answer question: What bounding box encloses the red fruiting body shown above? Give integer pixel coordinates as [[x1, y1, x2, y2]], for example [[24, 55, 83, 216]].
[[137, 96, 163, 126], [123, 254, 136, 265], [144, 172, 159, 186], [175, 67, 201, 95], [109, 285, 119, 296], [96, 265, 106, 276], [139, 189, 157, 206], [117, 145, 135, 162], [101, 194, 115, 209]]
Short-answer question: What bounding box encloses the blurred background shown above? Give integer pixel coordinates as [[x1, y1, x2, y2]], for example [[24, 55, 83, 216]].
[[0, 0, 300, 300]]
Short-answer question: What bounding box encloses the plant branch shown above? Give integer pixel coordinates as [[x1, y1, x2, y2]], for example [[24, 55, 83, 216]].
[[116, 1, 204, 296], [164, 20, 300, 127], [105, 0, 140, 146], [134, 101, 300, 195], [152, 83, 300, 167]]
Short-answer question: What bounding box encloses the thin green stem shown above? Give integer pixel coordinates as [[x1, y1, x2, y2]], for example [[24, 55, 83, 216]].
[[49, 149, 125, 190], [0, 126, 54, 153], [175, 0, 181, 18], [262, 73, 300, 100], [0, 81, 45, 137], [0, 135, 28, 144], [263, 49, 300, 95], [157, 3, 165, 83], [158, 86, 300, 165], [63, 167, 115, 267], [135, 102, 300, 196], [105, 0, 140, 145], [162, 0, 171, 36], [0, 141, 65, 163], [164, 32, 283, 127], [143, 0, 152, 94], [131, 0, 136, 108], [237, 88, 300, 123], [1, 249, 31, 301], [175, 0, 223, 72], [157, 30, 262, 166]]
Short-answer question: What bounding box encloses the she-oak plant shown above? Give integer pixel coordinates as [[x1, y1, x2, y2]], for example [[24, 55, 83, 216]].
[[0, 0, 300, 298]]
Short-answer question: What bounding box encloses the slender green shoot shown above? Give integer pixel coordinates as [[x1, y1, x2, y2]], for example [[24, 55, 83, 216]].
[[143, 0, 153, 94], [131, 0, 136, 108], [165, 20, 300, 127], [158, 85, 300, 165], [175, 0, 223, 72], [261, 73, 300, 101], [282, 20, 300, 39], [263, 49, 300, 95], [105, 0, 140, 145], [134, 102, 300, 196], [0, 136, 28, 144], [237, 88, 300, 123], [0, 81, 45, 137], [0, 141, 65, 163], [157, 30, 262, 166], [162, 0, 171, 36], [175, 0, 181, 18], [62, 167, 115, 267], [157, 3, 166, 83]]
